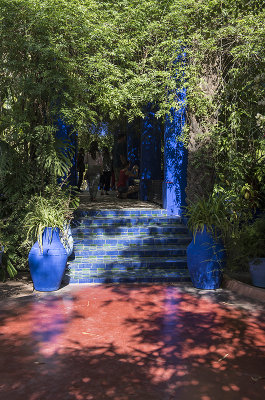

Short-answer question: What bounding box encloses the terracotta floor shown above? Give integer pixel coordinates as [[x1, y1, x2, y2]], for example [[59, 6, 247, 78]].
[[0, 284, 264, 400]]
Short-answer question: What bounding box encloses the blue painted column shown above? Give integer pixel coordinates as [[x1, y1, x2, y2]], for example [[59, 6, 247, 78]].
[[56, 118, 77, 186], [163, 77, 187, 216], [127, 121, 139, 167], [140, 108, 161, 201]]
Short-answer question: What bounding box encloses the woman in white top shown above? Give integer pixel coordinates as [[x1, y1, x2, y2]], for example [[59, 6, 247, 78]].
[[84, 141, 103, 201]]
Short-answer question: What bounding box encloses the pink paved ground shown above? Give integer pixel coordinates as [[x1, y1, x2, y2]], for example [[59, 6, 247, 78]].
[[0, 284, 264, 400]]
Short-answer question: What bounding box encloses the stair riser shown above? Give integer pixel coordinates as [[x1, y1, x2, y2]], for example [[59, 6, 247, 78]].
[[73, 227, 188, 236], [73, 249, 187, 258], [69, 207, 190, 284], [66, 275, 190, 284], [72, 237, 191, 246], [76, 217, 182, 226], [75, 210, 168, 218], [68, 260, 187, 270]]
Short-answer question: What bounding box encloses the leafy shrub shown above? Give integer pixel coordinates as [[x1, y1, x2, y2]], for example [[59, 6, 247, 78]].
[[24, 185, 79, 249]]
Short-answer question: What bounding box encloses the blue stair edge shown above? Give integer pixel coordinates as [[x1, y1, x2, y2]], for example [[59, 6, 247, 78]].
[[67, 208, 191, 284]]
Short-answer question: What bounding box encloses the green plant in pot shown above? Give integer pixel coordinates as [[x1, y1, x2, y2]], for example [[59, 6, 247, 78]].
[[25, 189, 77, 291], [25, 197, 66, 247], [241, 215, 265, 288], [184, 195, 230, 289]]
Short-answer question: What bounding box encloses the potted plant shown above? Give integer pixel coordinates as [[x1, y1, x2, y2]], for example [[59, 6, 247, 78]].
[[241, 215, 265, 288], [184, 195, 229, 289], [25, 189, 77, 291]]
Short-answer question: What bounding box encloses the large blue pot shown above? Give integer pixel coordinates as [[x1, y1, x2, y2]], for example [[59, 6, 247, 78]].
[[187, 226, 225, 289], [28, 227, 67, 291], [249, 258, 265, 288]]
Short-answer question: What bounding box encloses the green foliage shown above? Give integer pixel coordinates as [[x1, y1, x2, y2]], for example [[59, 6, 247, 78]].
[[184, 0, 265, 213], [185, 194, 233, 241], [184, 192, 257, 271], [1, 249, 18, 281], [240, 216, 265, 260], [0, 219, 18, 280], [24, 185, 79, 250], [0, 0, 264, 276]]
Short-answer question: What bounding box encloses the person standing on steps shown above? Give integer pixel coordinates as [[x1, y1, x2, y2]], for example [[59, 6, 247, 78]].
[[84, 141, 103, 201], [76, 147, 85, 191]]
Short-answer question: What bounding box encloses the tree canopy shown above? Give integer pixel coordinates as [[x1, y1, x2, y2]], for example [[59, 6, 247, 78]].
[[0, 0, 264, 273]]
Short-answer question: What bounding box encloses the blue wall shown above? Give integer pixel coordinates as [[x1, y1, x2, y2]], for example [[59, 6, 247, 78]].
[[127, 121, 140, 167], [163, 100, 187, 216], [55, 118, 77, 187], [163, 53, 187, 216]]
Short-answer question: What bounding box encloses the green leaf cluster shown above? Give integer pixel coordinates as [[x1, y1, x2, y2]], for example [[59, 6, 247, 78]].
[[0, 0, 264, 274], [24, 188, 76, 251]]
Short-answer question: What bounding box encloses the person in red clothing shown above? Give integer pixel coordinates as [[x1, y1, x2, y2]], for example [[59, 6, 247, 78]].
[[116, 161, 139, 199]]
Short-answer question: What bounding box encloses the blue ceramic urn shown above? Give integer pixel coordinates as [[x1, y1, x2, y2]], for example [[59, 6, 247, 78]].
[[28, 227, 68, 291], [187, 226, 225, 289], [249, 258, 265, 288]]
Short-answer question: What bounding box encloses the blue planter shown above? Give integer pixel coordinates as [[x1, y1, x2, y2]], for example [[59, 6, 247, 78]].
[[187, 226, 225, 289], [249, 258, 265, 288], [28, 227, 67, 291]]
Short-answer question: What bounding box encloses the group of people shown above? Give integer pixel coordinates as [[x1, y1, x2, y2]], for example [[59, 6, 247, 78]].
[[76, 134, 139, 201]]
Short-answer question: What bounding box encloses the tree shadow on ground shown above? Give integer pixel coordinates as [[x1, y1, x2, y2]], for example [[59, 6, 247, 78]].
[[0, 285, 264, 400]]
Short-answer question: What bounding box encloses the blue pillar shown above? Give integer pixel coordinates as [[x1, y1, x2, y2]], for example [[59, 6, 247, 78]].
[[140, 108, 161, 201], [163, 87, 187, 216], [56, 118, 77, 186], [127, 121, 139, 166]]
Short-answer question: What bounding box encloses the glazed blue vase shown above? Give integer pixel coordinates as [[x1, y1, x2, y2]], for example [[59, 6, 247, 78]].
[[249, 258, 265, 288], [28, 227, 68, 291], [187, 226, 225, 289]]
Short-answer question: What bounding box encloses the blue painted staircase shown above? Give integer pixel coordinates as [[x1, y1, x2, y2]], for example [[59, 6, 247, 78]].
[[65, 208, 191, 284]]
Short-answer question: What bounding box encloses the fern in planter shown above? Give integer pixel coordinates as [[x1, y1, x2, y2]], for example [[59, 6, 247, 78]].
[[184, 195, 231, 242], [24, 188, 79, 291], [25, 198, 65, 250], [24, 187, 79, 251], [184, 195, 232, 289]]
